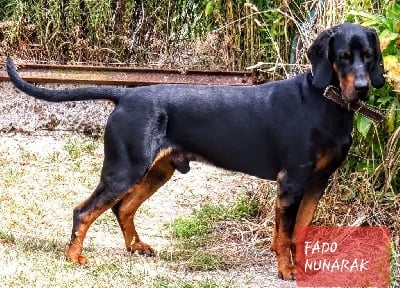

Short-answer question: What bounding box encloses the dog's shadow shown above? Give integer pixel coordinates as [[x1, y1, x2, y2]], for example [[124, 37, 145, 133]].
[[1, 231, 71, 261]]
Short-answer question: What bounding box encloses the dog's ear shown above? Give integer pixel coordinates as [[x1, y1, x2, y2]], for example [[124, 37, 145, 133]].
[[307, 28, 336, 89], [368, 28, 385, 88]]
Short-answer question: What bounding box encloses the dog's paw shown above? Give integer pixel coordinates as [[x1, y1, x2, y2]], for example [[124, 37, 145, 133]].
[[66, 254, 88, 265], [270, 240, 276, 252], [277, 264, 296, 281], [129, 241, 155, 257]]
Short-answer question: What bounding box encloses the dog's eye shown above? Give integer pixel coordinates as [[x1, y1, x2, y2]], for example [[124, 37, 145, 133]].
[[338, 52, 351, 61], [363, 50, 372, 59]]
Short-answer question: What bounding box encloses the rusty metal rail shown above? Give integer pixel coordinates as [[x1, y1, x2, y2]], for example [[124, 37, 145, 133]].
[[0, 62, 255, 86]]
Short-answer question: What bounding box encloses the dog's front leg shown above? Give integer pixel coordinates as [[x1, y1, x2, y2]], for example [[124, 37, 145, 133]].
[[272, 170, 305, 281]]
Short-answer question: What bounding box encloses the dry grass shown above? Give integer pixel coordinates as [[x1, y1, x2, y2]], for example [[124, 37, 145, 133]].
[[0, 131, 294, 288], [316, 172, 400, 284], [0, 131, 398, 286]]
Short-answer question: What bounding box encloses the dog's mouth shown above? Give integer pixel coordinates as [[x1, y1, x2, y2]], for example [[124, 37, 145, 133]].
[[355, 87, 369, 102], [339, 74, 370, 103], [341, 87, 370, 103]]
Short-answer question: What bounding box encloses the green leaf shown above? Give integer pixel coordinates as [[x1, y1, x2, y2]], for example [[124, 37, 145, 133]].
[[348, 10, 384, 27], [386, 102, 397, 132], [205, 1, 214, 17], [356, 115, 372, 138], [356, 160, 368, 172], [377, 95, 393, 106]]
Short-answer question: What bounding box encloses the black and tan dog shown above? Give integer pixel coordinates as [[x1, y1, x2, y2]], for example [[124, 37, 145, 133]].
[[6, 23, 384, 280]]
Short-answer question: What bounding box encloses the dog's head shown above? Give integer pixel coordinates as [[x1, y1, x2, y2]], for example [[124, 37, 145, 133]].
[[308, 23, 385, 103]]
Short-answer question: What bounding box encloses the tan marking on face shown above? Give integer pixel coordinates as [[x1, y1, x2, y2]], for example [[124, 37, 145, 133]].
[[339, 73, 356, 102], [333, 62, 338, 72], [333, 62, 357, 102]]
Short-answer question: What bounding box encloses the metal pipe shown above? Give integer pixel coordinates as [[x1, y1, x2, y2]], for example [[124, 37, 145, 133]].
[[0, 62, 255, 86]]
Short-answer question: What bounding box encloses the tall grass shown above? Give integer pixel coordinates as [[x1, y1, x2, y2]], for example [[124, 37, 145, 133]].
[[0, 0, 327, 69]]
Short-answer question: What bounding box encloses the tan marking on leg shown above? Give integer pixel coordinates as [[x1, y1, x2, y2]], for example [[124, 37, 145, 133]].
[[315, 148, 339, 173], [292, 190, 323, 254], [67, 148, 177, 263], [314, 151, 335, 173], [151, 148, 173, 168], [115, 149, 176, 255], [273, 170, 296, 280], [274, 196, 296, 280], [66, 199, 112, 264], [294, 192, 322, 230], [291, 182, 327, 279]]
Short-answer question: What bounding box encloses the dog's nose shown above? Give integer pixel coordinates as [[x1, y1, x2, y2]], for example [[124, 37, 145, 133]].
[[354, 78, 369, 91], [354, 78, 370, 101]]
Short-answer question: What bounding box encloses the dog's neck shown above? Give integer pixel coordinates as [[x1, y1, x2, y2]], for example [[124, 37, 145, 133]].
[[323, 85, 385, 123]]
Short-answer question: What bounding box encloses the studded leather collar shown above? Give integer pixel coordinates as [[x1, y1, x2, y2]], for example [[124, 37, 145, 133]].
[[323, 85, 385, 123]]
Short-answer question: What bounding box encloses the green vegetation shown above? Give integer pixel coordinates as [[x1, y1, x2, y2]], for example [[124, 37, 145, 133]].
[[172, 196, 259, 240], [153, 277, 233, 288], [0, 0, 325, 70], [162, 195, 260, 271], [0, 230, 16, 244], [346, 2, 400, 189], [64, 135, 99, 160], [172, 197, 259, 239], [3, 168, 24, 188], [0, 0, 399, 285]]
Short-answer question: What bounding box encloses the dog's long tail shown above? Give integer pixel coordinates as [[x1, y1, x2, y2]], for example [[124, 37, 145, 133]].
[[6, 57, 121, 104]]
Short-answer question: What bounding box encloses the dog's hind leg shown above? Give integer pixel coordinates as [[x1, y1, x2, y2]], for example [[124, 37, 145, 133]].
[[111, 149, 176, 256], [65, 122, 154, 264], [66, 157, 150, 264], [66, 182, 116, 264]]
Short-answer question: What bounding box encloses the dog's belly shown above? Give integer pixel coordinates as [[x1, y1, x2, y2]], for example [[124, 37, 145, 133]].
[[167, 126, 282, 180], [207, 154, 280, 180]]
